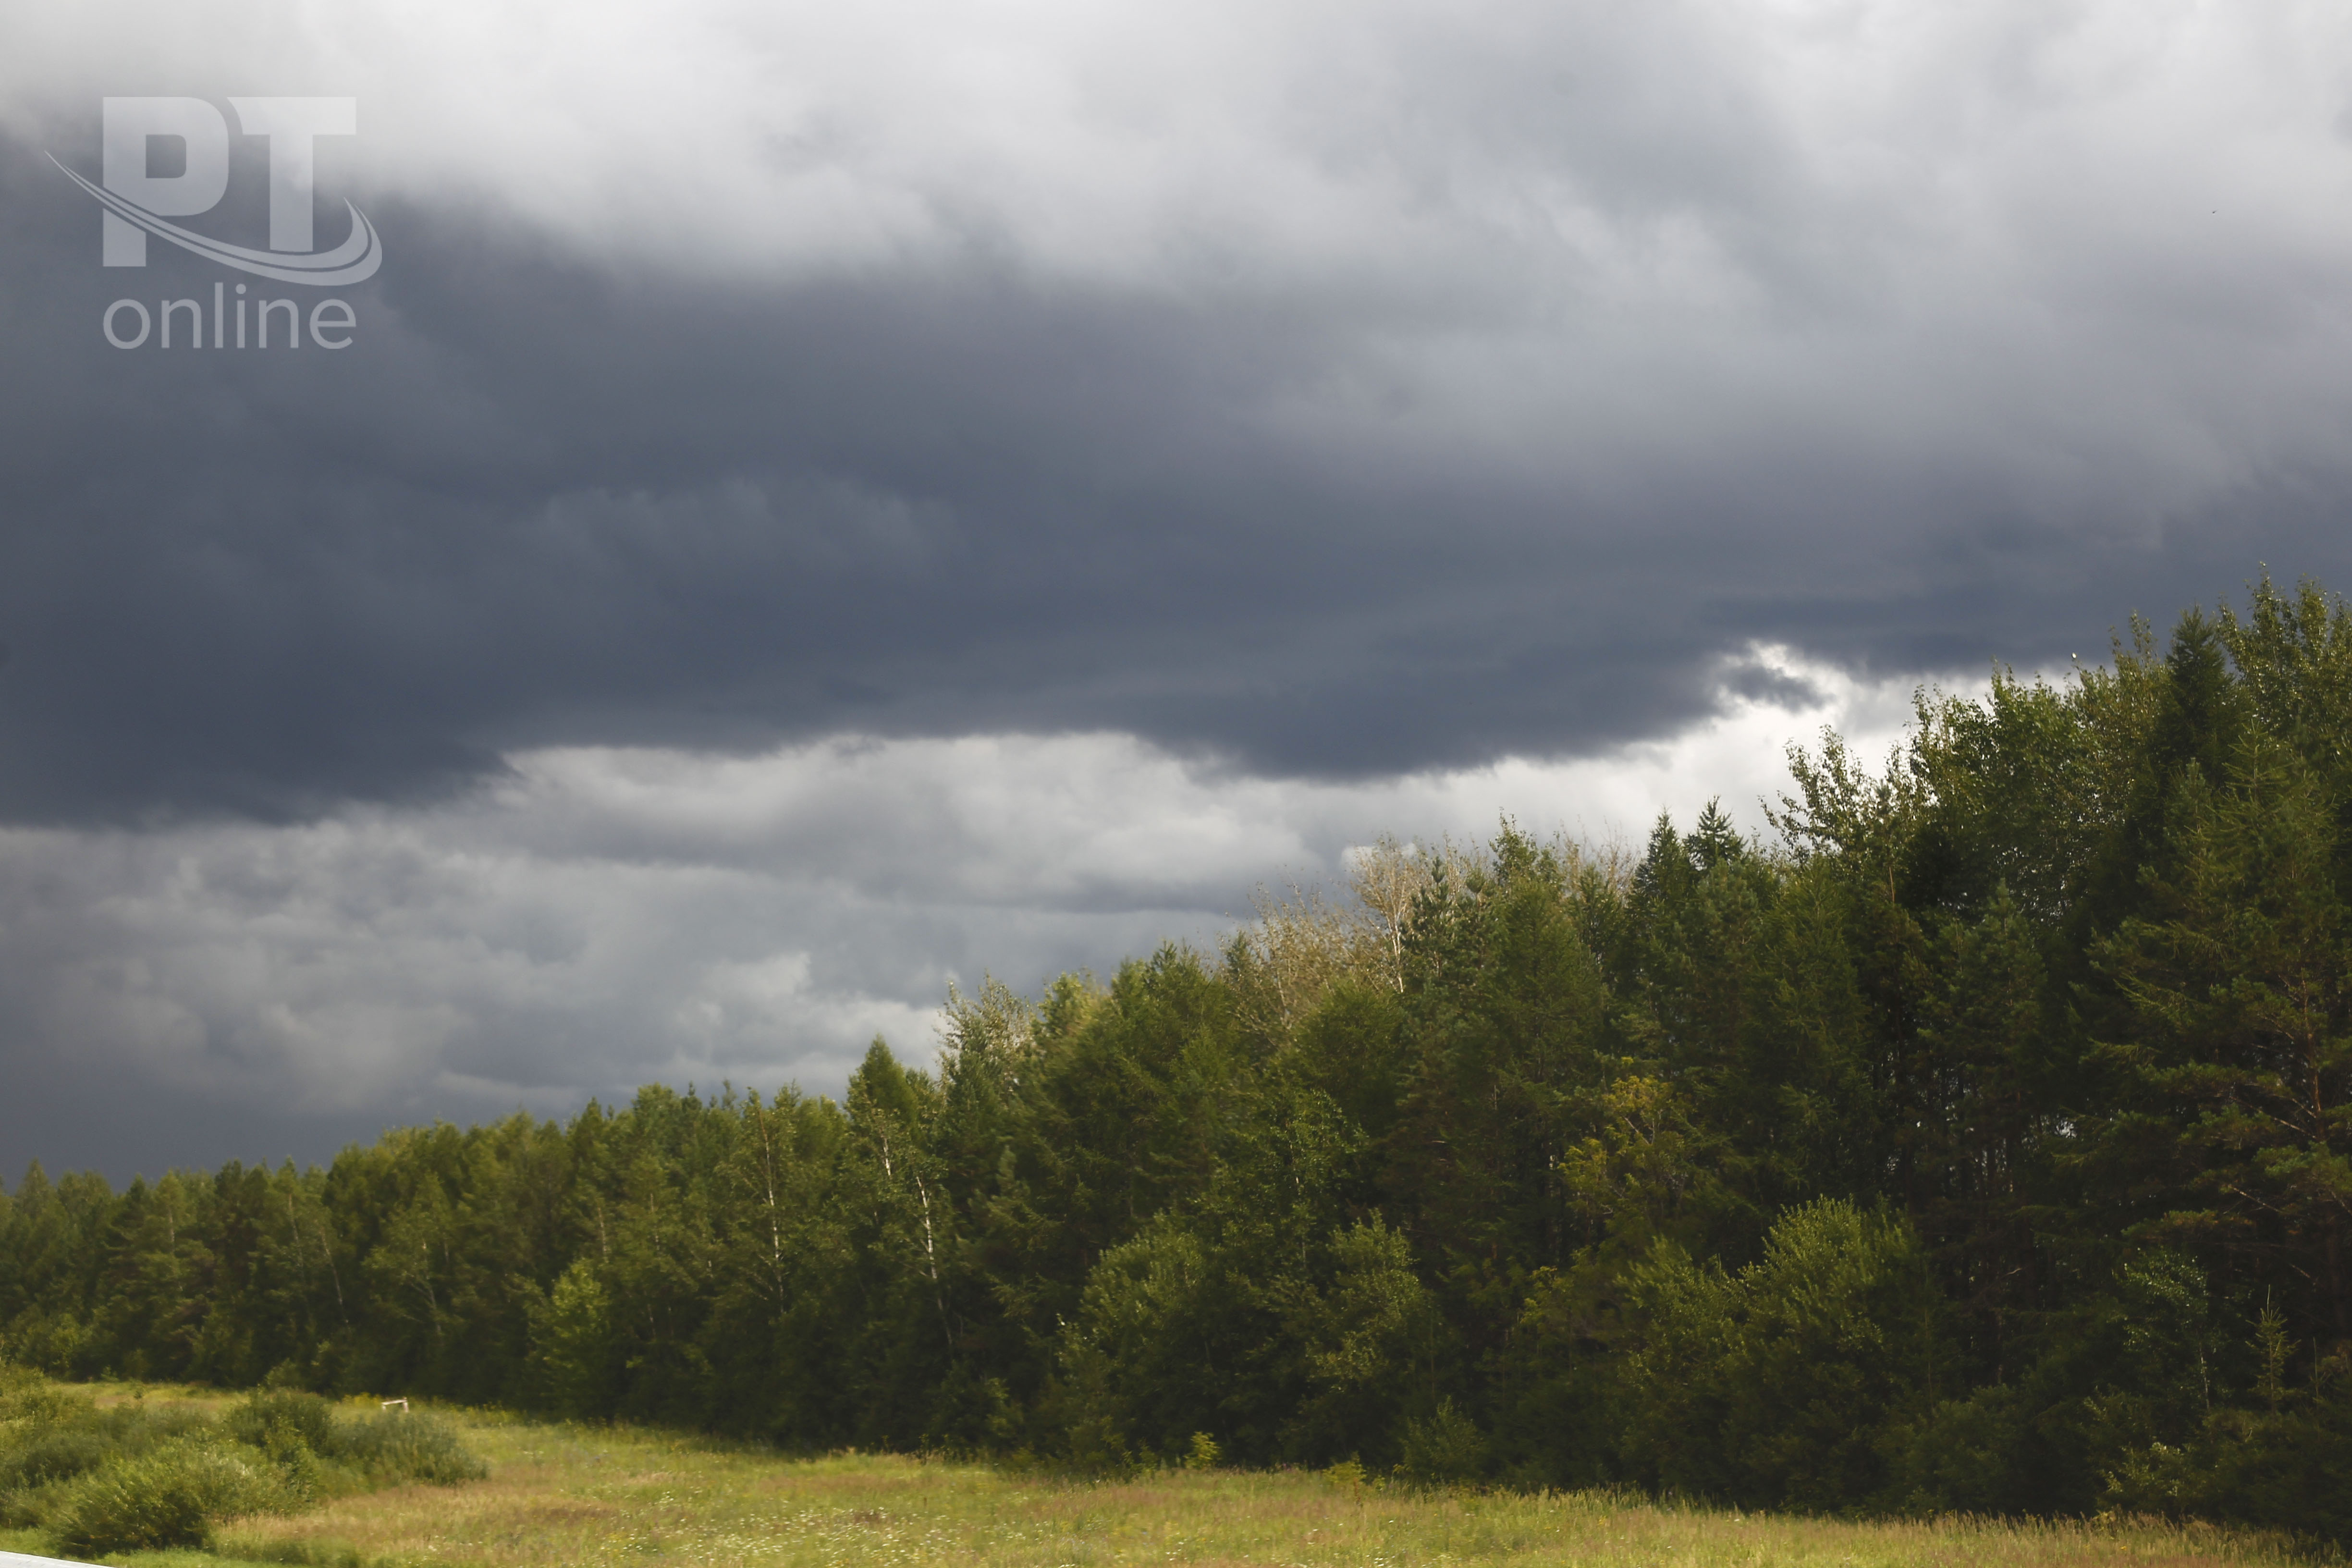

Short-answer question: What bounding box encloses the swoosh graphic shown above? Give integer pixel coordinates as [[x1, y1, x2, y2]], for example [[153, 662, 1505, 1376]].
[[49, 154, 382, 286]]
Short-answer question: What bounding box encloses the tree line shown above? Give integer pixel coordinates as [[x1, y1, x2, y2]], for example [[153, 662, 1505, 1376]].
[[5, 577, 2352, 1535]]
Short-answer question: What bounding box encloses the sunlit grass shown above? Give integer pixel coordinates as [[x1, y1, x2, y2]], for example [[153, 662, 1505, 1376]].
[[6, 1393, 2327, 1568]]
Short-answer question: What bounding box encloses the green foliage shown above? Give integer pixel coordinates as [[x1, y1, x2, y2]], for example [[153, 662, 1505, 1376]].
[[334, 1409, 489, 1484], [14, 575, 2352, 1537], [1619, 1200, 1940, 1509], [0, 1375, 217, 1519], [0, 1370, 487, 1554], [531, 1258, 617, 1419], [225, 1388, 341, 1456], [1397, 1398, 1489, 1486], [50, 1438, 289, 1554]]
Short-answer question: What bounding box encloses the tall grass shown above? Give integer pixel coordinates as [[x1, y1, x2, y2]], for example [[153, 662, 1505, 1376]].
[[210, 1408, 2333, 1568]]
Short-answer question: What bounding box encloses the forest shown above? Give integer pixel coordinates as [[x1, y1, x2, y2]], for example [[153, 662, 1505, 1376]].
[[4, 577, 2351, 1538]]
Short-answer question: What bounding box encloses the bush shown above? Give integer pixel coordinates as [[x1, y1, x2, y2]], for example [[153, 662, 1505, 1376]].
[[1618, 1200, 1942, 1510], [336, 1411, 489, 1485], [0, 1372, 488, 1555], [224, 1389, 486, 1487], [50, 1440, 289, 1555], [227, 1389, 341, 1456], [0, 1370, 90, 1428], [0, 1423, 119, 1495], [1397, 1399, 1488, 1485], [1883, 1383, 2036, 1515], [0, 1380, 219, 1519]]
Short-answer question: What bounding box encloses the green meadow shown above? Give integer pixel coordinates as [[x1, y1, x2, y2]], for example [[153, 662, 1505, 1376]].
[[0, 1384, 2325, 1568]]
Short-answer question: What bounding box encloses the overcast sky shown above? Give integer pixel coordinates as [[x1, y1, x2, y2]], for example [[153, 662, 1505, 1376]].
[[5, 0, 2352, 1181]]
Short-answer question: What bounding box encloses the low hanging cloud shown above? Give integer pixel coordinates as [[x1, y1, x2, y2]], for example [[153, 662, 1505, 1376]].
[[0, 647, 1930, 1181]]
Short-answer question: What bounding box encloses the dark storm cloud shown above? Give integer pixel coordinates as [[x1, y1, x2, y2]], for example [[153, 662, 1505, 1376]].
[[2, 137, 1636, 815], [2, 153, 1663, 818], [8, 51, 2352, 825]]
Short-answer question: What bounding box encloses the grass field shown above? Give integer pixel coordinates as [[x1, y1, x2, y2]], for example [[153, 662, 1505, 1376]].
[[0, 1389, 2325, 1568]]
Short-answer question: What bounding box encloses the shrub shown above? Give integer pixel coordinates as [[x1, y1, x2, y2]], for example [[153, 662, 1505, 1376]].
[[0, 1372, 488, 1555], [1618, 1199, 1942, 1511], [50, 1440, 289, 1555], [227, 1389, 341, 1456], [0, 1370, 91, 1428], [0, 1381, 220, 1513], [228, 1389, 487, 1488], [336, 1411, 489, 1485], [1396, 1398, 1488, 1485], [1883, 1383, 2035, 1515]]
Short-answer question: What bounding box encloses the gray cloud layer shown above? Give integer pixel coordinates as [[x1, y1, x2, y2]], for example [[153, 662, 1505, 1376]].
[[0, 653, 1925, 1180], [3, 0, 2352, 1172], [7, 1, 2352, 818]]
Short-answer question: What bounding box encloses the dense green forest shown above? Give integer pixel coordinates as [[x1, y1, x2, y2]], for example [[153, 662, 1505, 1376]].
[[6, 578, 2352, 1536]]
